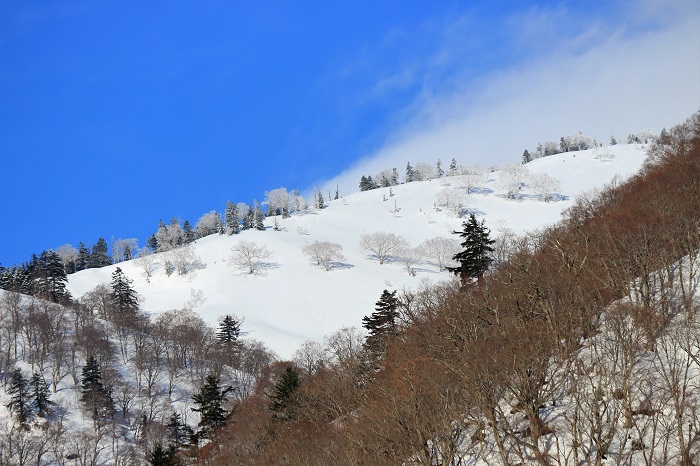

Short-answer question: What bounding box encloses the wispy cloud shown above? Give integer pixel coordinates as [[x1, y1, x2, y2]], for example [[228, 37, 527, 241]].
[[316, 1, 700, 198]]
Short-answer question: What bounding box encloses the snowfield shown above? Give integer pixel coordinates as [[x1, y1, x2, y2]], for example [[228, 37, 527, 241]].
[[66, 145, 648, 358]]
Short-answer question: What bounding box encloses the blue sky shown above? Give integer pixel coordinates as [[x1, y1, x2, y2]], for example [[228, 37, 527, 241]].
[[1, 1, 699, 267]]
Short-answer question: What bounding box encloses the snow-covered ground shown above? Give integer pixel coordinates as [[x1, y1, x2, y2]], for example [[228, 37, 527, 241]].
[[66, 145, 648, 358]]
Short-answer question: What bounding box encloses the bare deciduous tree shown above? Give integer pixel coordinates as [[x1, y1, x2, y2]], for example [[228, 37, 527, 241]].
[[418, 237, 460, 271], [229, 241, 271, 274], [360, 231, 408, 265], [302, 241, 345, 271]]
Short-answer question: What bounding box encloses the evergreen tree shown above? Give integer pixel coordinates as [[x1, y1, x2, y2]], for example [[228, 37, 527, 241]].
[[90, 238, 112, 268], [109, 267, 138, 319], [522, 149, 533, 164], [166, 412, 193, 448], [359, 175, 369, 191], [224, 201, 240, 235], [391, 167, 399, 186], [362, 289, 399, 357], [610, 135, 617, 145], [31, 371, 51, 417], [316, 190, 325, 209], [148, 443, 180, 466], [192, 375, 234, 437], [76, 242, 91, 271], [7, 368, 33, 424], [242, 206, 254, 230], [81, 355, 115, 422], [405, 161, 415, 183], [253, 200, 265, 230], [183, 220, 196, 243], [269, 366, 300, 418], [146, 234, 159, 252], [448, 158, 458, 176], [217, 314, 242, 364], [447, 213, 495, 285], [30, 250, 69, 303], [436, 159, 444, 178]]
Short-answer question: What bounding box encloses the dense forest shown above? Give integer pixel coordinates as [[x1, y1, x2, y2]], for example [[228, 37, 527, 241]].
[[200, 113, 700, 464]]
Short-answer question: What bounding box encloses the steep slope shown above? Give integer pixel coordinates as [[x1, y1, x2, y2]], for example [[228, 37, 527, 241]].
[[66, 145, 646, 357]]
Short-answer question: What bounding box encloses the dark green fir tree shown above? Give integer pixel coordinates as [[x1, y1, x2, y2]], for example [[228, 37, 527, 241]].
[[31, 371, 52, 417], [7, 368, 33, 424], [362, 289, 399, 357], [192, 375, 234, 438], [269, 366, 300, 419], [81, 355, 115, 422], [447, 213, 495, 286]]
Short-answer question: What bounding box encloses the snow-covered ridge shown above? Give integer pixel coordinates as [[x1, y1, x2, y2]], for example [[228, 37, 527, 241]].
[[66, 145, 647, 358]]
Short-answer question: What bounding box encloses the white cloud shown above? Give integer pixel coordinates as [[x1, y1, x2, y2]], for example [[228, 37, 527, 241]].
[[316, 2, 700, 198]]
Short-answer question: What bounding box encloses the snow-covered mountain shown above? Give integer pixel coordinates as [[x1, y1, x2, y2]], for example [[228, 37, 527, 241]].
[[66, 145, 647, 358]]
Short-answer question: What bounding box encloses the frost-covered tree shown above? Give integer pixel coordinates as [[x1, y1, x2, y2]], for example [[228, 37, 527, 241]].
[[498, 163, 529, 199], [522, 149, 533, 164], [183, 220, 196, 243], [135, 247, 158, 280], [436, 159, 444, 178], [264, 187, 291, 217], [195, 211, 222, 239], [242, 205, 254, 230], [414, 162, 436, 181], [171, 244, 200, 275], [111, 238, 138, 263], [224, 201, 240, 235], [253, 200, 265, 230], [302, 241, 345, 271], [405, 161, 415, 183], [528, 172, 562, 202], [397, 246, 423, 275], [460, 165, 484, 193], [55, 244, 78, 274], [448, 158, 458, 176], [418, 237, 461, 271], [360, 231, 409, 265], [229, 241, 271, 274]]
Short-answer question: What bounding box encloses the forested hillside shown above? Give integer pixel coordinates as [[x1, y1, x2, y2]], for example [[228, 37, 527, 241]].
[[203, 113, 700, 464]]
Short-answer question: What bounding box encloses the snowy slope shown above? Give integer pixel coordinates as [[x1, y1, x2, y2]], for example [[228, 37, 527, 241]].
[[66, 145, 647, 358]]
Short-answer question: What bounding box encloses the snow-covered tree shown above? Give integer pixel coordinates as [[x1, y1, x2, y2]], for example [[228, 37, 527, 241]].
[[360, 231, 409, 265], [224, 201, 240, 235], [134, 247, 158, 280], [195, 211, 222, 239], [111, 238, 138, 263], [229, 241, 271, 274], [434, 187, 467, 217], [109, 267, 139, 318], [396, 246, 423, 276], [459, 165, 484, 193], [171, 244, 200, 275], [498, 163, 529, 199], [418, 237, 461, 271], [302, 241, 345, 271], [447, 158, 458, 176], [414, 162, 436, 181], [528, 172, 562, 202], [264, 187, 291, 217], [405, 162, 415, 183], [253, 201, 265, 230], [55, 244, 78, 274]]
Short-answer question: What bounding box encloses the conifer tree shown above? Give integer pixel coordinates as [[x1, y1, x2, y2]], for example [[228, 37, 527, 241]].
[[30, 250, 69, 303], [192, 375, 234, 438], [183, 220, 196, 243], [436, 159, 444, 177], [217, 315, 242, 366], [76, 242, 91, 271], [254, 200, 265, 230], [7, 368, 33, 424], [166, 412, 193, 448], [448, 158, 458, 176], [109, 267, 139, 319], [362, 289, 399, 357], [81, 355, 115, 422], [316, 190, 325, 209], [224, 201, 240, 235], [242, 206, 254, 230], [269, 366, 300, 419], [90, 238, 112, 268], [31, 371, 51, 417], [148, 443, 180, 466], [447, 213, 495, 285], [405, 161, 415, 183]]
